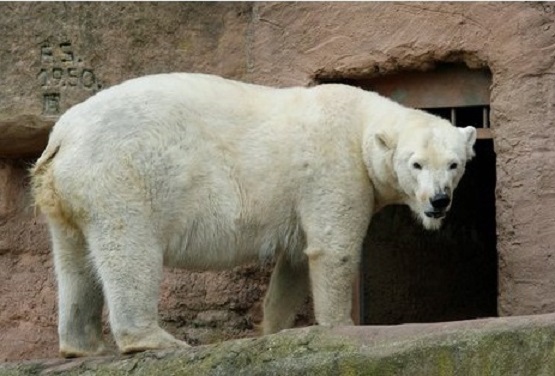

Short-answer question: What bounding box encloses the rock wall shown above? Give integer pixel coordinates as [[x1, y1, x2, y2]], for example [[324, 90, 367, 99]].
[[1, 1, 555, 362]]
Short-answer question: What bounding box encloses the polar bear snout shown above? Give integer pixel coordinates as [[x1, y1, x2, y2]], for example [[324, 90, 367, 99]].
[[430, 193, 451, 210], [424, 193, 451, 219]]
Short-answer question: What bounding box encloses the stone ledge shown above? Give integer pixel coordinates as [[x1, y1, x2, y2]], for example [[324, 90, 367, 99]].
[[2, 313, 555, 375], [0, 115, 56, 158]]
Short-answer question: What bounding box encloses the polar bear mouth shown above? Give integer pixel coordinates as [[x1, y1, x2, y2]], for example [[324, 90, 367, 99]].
[[424, 210, 446, 219]]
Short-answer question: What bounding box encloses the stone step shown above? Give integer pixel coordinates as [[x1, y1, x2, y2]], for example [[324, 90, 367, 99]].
[[0, 115, 55, 158]]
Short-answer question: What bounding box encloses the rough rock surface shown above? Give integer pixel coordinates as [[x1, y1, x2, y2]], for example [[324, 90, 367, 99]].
[[1, 1, 555, 364], [2, 313, 555, 375]]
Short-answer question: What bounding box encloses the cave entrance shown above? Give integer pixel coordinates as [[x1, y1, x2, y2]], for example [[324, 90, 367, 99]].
[[328, 64, 498, 324]]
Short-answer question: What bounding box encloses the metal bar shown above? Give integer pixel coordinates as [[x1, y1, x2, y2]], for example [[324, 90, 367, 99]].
[[451, 108, 457, 126], [483, 107, 489, 128]]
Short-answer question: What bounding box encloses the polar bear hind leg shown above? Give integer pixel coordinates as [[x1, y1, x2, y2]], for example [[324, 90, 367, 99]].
[[86, 220, 190, 354], [262, 253, 309, 334], [50, 221, 107, 358]]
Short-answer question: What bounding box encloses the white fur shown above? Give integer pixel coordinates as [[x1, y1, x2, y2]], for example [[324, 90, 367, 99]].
[[32, 73, 476, 357]]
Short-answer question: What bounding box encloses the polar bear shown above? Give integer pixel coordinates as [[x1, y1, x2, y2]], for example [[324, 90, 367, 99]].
[[31, 73, 476, 357]]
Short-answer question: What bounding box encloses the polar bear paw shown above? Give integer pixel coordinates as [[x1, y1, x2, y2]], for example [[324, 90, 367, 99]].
[[60, 341, 112, 359], [117, 327, 190, 354]]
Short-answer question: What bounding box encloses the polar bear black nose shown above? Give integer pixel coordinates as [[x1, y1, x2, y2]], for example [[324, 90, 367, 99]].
[[430, 193, 451, 209]]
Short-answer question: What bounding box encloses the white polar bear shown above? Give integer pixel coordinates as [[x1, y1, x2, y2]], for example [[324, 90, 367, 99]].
[[31, 73, 476, 357]]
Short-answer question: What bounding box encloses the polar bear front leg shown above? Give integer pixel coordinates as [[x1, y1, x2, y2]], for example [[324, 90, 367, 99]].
[[262, 253, 309, 335], [305, 247, 359, 327], [298, 173, 372, 327], [87, 222, 189, 354]]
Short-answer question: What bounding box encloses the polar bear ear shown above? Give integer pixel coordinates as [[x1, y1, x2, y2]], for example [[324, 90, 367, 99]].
[[375, 131, 396, 151], [460, 126, 477, 160]]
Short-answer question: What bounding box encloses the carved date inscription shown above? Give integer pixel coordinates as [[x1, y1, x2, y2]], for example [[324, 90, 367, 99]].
[[38, 41, 101, 115]]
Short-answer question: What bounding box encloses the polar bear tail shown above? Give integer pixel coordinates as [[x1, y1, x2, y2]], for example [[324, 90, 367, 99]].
[[30, 142, 65, 223]]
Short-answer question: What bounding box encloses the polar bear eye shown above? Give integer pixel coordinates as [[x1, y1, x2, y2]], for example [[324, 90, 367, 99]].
[[449, 162, 458, 170], [412, 162, 422, 170]]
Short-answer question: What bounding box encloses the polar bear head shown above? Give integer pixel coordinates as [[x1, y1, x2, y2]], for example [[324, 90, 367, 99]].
[[375, 112, 477, 230]]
